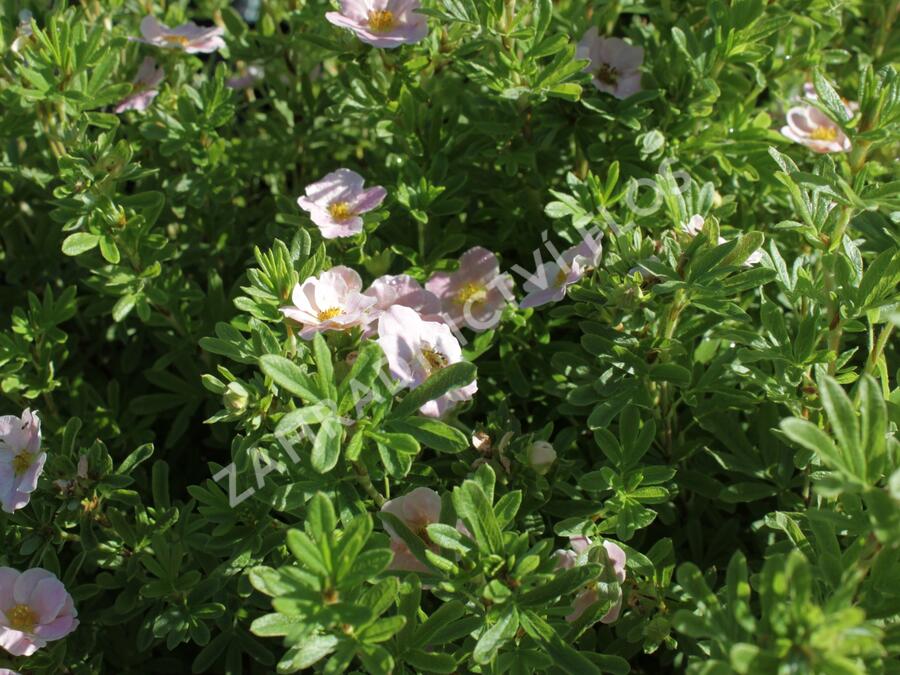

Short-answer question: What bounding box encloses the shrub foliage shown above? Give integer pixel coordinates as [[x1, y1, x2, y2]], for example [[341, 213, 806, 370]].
[[0, 1, 898, 674]]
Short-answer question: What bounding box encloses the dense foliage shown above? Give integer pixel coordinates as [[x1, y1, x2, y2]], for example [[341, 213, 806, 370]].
[[1, 1, 898, 673]]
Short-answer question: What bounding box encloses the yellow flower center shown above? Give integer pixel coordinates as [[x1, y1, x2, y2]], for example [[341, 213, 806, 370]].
[[595, 63, 619, 85], [317, 307, 342, 321], [455, 282, 486, 305], [327, 201, 354, 221], [554, 269, 568, 286], [12, 452, 32, 476], [810, 125, 838, 141], [368, 10, 396, 32], [421, 348, 448, 372], [162, 34, 191, 46], [7, 604, 37, 633]]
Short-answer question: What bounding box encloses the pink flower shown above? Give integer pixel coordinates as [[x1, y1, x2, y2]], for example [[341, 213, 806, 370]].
[[377, 305, 477, 417], [577, 27, 643, 99], [0, 409, 45, 514], [134, 15, 225, 54], [381, 487, 442, 573], [781, 105, 850, 153], [114, 57, 164, 113], [0, 669, 22, 675], [280, 266, 377, 339], [326, 0, 428, 49], [297, 169, 387, 239], [426, 247, 514, 331], [519, 234, 602, 309], [0, 567, 78, 656], [363, 274, 441, 334], [555, 537, 627, 623], [681, 215, 762, 266]]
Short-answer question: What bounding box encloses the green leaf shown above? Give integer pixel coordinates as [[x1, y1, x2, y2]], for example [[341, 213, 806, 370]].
[[307, 493, 337, 542], [310, 417, 342, 473], [360, 615, 406, 643], [390, 362, 476, 419], [279, 635, 339, 671], [61, 232, 100, 256], [812, 69, 853, 123], [473, 607, 518, 665], [452, 480, 503, 554], [387, 417, 469, 453], [334, 514, 373, 581], [780, 418, 854, 479], [98, 235, 120, 264], [493, 491, 521, 529], [818, 375, 864, 480], [357, 644, 394, 675], [286, 529, 328, 576], [340, 549, 394, 589], [858, 375, 886, 479], [413, 600, 467, 645], [338, 342, 384, 414], [260, 355, 321, 403], [312, 333, 336, 399], [404, 650, 457, 674], [426, 523, 474, 555]]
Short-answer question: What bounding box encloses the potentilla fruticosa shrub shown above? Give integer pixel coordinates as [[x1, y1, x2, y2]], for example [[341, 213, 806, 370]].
[[0, 0, 898, 673]]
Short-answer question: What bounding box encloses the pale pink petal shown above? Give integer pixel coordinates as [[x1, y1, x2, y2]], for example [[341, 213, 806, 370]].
[[0, 568, 20, 609], [786, 107, 815, 133], [139, 15, 165, 41], [566, 588, 599, 622], [338, 0, 371, 21], [29, 578, 66, 624], [0, 628, 39, 656], [602, 541, 627, 583], [615, 73, 642, 99], [350, 186, 387, 213], [32, 614, 77, 641], [13, 569, 54, 605], [610, 40, 643, 72], [600, 595, 623, 623]]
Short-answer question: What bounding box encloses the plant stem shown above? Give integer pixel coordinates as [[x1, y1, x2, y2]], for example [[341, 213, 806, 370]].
[[823, 255, 842, 375], [417, 220, 426, 259], [353, 461, 385, 506], [865, 323, 893, 376]]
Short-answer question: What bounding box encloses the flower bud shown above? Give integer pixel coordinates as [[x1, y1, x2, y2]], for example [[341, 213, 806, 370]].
[[224, 382, 249, 412], [528, 441, 556, 475], [363, 249, 394, 277]]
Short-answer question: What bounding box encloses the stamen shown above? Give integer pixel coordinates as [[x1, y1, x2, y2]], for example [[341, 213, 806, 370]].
[[327, 202, 354, 221], [317, 307, 342, 321], [595, 63, 619, 85], [12, 452, 32, 476], [7, 604, 37, 633], [455, 282, 486, 305], [420, 347, 448, 372], [368, 10, 396, 32], [810, 126, 838, 141], [162, 34, 191, 46], [554, 269, 569, 286]]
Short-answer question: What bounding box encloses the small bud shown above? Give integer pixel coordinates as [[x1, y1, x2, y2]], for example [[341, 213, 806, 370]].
[[528, 441, 556, 475], [224, 382, 249, 412], [363, 249, 394, 277]]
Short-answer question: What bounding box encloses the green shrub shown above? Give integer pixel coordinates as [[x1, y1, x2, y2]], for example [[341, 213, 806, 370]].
[[0, 1, 898, 673]]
